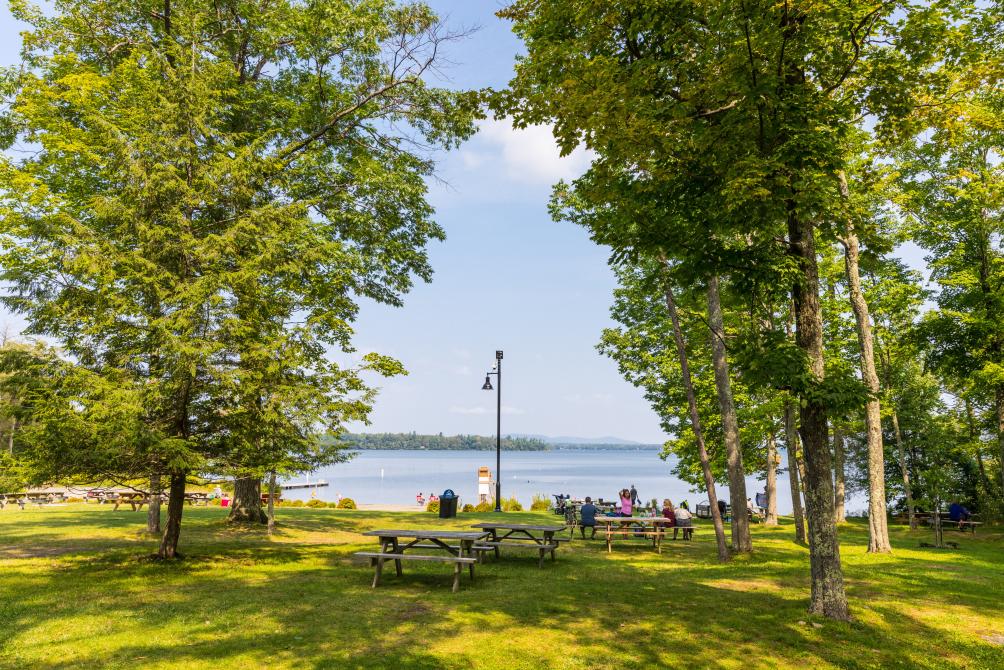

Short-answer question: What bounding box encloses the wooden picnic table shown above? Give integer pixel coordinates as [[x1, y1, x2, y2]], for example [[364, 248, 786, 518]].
[[112, 491, 148, 511], [357, 529, 490, 592], [470, 522, 566, 568], [593, 516, 680, 554], [184, 492, 210, 506]]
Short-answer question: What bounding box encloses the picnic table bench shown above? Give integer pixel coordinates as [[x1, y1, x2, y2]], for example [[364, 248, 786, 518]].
[[1, 492, 65, 508], [111, 491, 149, 511], [0, 493, 27, 510], [593, 516, 682, 554], [356, 530, 489, 592], [470, 522, 566, 568], [185, 492, 211, 506], [925, 512, 982, 535]]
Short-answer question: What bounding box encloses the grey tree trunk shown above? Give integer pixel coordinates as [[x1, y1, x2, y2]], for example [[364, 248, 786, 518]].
[[765, 431, 779, 525], [706, 275, 752, 553], [228, 477, 267, 524], [783, 400, 807, 543], [839, 176, 891, 553], [891, 410, 916, 529], [267, 471, 277, 536], [833, 423, 846, 524], [663, 273, 730, 562], [157, 471, 186, 559], [997, 388, 1004, 495], [788, 207, 850, 620], [147, 473, 162, 535]]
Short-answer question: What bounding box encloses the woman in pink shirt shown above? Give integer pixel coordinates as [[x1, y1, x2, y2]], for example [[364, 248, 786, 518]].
[[619, 488, 633, 517]]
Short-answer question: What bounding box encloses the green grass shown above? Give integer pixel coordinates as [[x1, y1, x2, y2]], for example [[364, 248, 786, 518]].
[[1, 505, 1002, 670]]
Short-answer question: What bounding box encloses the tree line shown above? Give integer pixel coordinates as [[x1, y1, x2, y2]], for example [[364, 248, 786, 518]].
[[336, 433, 547, 451]]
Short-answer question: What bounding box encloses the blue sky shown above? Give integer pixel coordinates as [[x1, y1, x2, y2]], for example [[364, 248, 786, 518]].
[[0, 1, 929, 445]]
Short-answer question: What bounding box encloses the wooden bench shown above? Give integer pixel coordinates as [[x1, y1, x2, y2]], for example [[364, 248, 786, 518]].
[[354, 552, 477, 593], [112, 494, 149, 511], [475, 540, 559, 568]]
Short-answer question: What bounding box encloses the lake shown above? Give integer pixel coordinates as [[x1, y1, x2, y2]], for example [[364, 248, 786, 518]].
[[280, 449, 854, 514]]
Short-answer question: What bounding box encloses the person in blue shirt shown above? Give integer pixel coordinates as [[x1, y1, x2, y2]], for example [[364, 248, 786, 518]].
[[578, 497, 598, 539], [948, 502, 972, 529]]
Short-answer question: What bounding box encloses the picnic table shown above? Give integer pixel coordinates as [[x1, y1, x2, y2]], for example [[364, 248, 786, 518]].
[[593, 516, 681, 554], [111, 491, 149, 511], [470, 522, 566, 568], [356, 529, 489, 592], [185, 492, 210, 506], [926, 511, 982, 535]]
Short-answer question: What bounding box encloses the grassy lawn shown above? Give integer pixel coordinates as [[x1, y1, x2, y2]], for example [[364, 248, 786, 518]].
[[1, 505, 1002, 670]]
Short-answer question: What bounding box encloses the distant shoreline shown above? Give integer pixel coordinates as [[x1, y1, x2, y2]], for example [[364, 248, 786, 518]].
[[346, 444, 664, 451]]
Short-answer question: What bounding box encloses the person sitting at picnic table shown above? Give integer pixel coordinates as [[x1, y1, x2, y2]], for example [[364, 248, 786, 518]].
[[674, 502, 693, 540], [416, 492, 425, 505], [717, 498, 729, 521], [661, 499, 678, 539], [579, 496, 598, 539], [949, 501, 972, 529], [747, 497, 762, 522], [619, 489, 633, 517]]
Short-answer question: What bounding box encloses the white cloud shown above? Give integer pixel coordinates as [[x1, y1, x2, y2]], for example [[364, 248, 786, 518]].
[[454, 365, 472, 376], [449, 405, 487, 415], [474, 117, 593, 186]]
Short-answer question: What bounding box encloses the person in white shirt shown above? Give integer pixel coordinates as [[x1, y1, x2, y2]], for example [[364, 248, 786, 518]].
[[674, 503, 694, 540]]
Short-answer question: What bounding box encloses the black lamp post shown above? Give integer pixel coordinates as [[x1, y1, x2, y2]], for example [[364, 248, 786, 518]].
[[482, 350, 503, 512]]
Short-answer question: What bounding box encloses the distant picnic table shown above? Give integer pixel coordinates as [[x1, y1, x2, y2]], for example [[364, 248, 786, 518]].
[[185, 492, 211, 506], [356, 529, 489, 592], [593, 516, 681, 554], [470, 522, 566, 568], [111, 491, 148, 511], [928, 511, 982, 535]]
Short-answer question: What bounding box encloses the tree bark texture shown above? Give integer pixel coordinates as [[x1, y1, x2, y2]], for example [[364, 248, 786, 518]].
[[891, 410, 916, 529], [788, 207, 850, 620], [267, 471, 277, 536], [157, 471, 186, 559], [833, 423, 846, 524], [765, 431, 779, 525], [839, 173, 891, 553], [997, 388, 1004, 495], [663, 274, 730, 562], [706, 275, 752, 552], [147, 473, 162, 535], [783, 399, 807, 543], [228, 477, 267, 524]]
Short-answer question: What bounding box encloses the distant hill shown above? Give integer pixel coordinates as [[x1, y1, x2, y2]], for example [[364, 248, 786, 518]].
[[336, 432, 662, 451], [338, 432, 547, 451], [509, 434, 662, 449]]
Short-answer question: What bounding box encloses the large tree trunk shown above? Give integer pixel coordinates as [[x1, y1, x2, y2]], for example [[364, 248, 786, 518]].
[[267, 471, 277, 536], [765, 430, 779, 525], [892, 409, 916, 529], [788, 207, 850, 620], [783, 399, 807, 543], [157, 471, 186, 559], [996, 388, 1004, 495], [839, 173, 891, 553], [663, 273, 730, 562], [228, 477, 268, 524], [706, 275, 752, 552], [147, 473, 162, 534], [833, 423, 846, 524]]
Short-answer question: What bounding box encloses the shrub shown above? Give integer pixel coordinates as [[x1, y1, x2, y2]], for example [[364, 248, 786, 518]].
[[530, 493, 550, 512], [327, 501, 339, 508], [501, 496, 523, 512], [66, 496, 84, 503], [337, 497, 356, 509], [474, 501, 493, 513], [426, 499, 440, 513], [306, 498, 327, 508], [289, 499, 304, 508], [461, 503, 475, 513]]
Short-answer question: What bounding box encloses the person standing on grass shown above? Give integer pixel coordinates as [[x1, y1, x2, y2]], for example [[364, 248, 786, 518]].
[[619, 489, 633, 517], [630, 484, 640, 506], [579, 497, 598, 539]]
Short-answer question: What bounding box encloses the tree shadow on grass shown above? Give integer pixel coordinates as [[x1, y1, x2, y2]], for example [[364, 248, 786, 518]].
[[3, 513, 1004, 670]]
